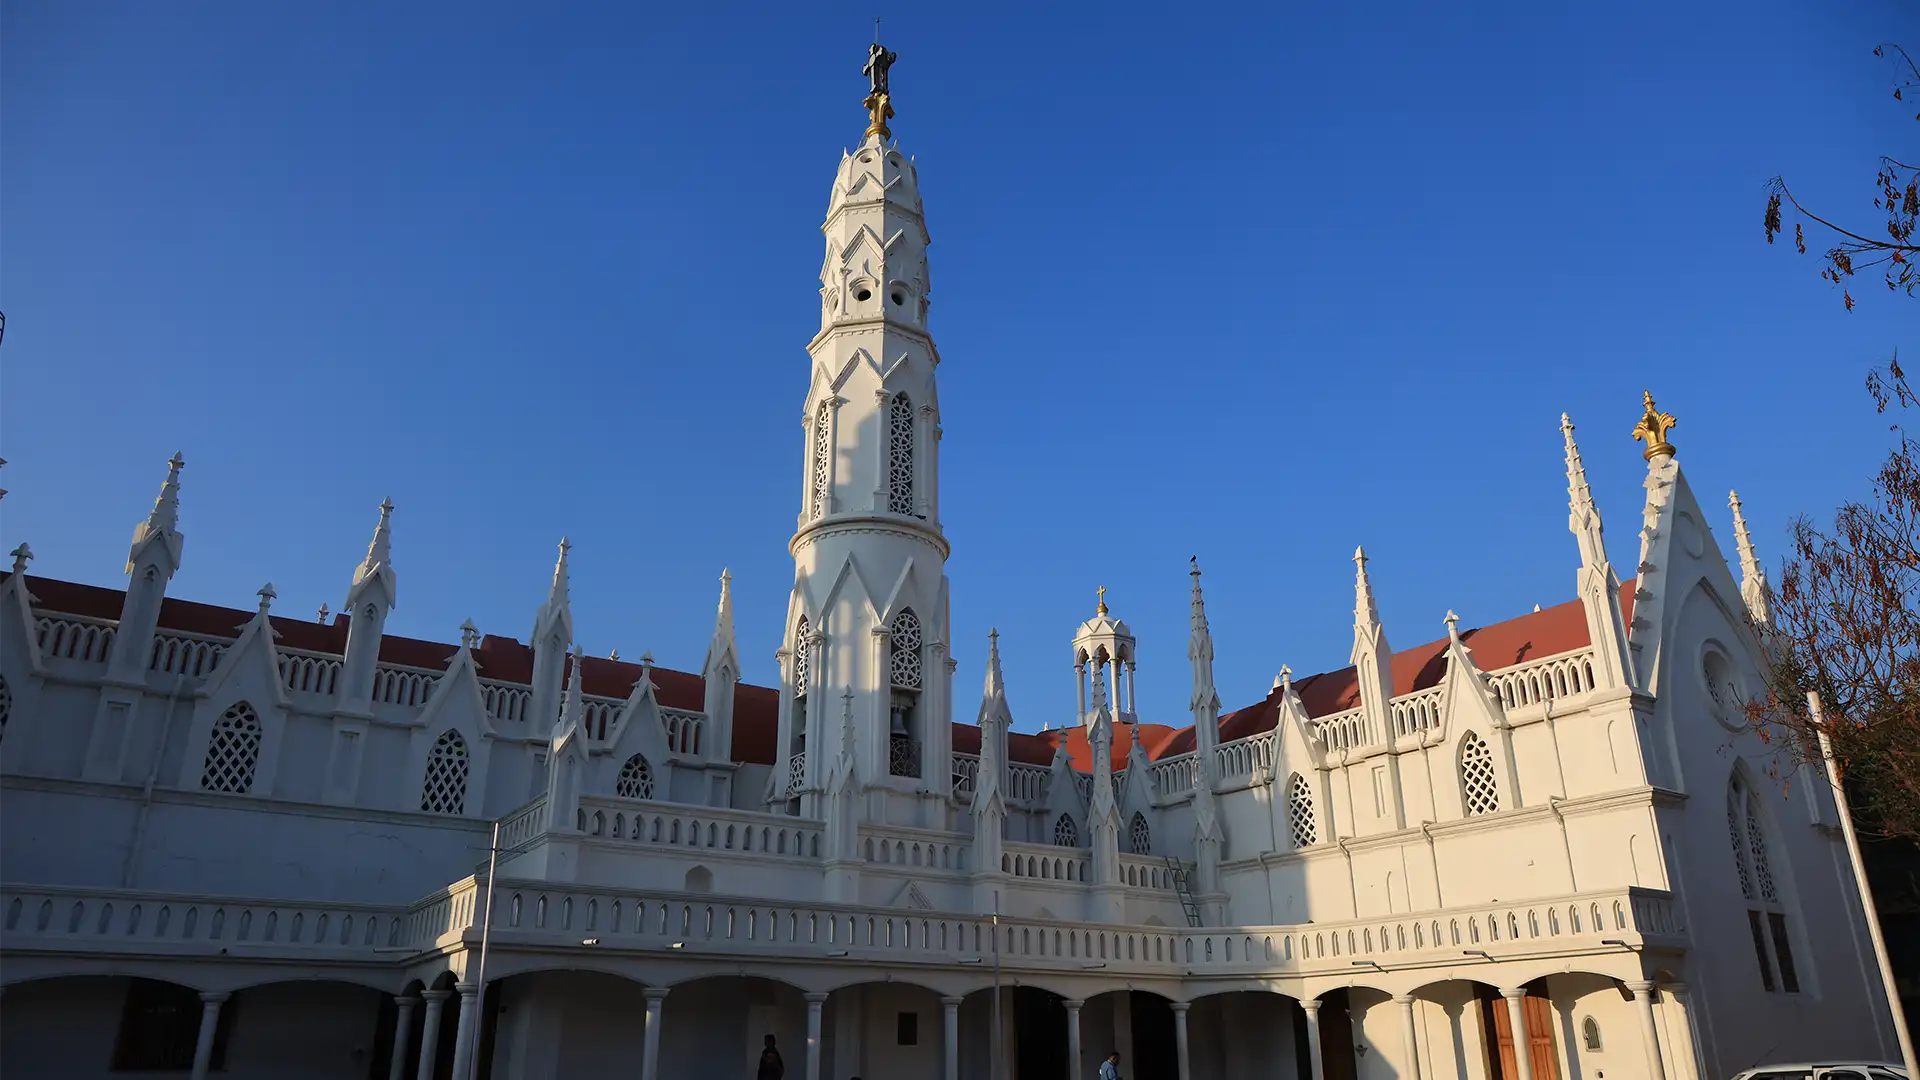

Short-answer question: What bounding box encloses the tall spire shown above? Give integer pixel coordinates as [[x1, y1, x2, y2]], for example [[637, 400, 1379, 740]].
[[703, 568, 737, 673], [1352, 546, 1384, 649], [346, 497, 398, 609], [559, 644, 585, 735], [1729, 491, 1774, 626], [983, 627, 1006, 704], [701, 568, 741, 763], [126, 452, 186, 576], [1562, 414, 1610, 568], [1350, 545, 1395, 767], [1188, 558, 1221, 738], [532, 536, 574, 646]]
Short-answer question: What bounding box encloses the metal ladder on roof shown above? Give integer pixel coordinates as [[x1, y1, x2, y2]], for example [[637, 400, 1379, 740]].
[[1164, 856, 1203, 927]]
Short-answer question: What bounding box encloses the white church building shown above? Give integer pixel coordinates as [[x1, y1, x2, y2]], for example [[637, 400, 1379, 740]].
[[0, 40, 1904, 1080]]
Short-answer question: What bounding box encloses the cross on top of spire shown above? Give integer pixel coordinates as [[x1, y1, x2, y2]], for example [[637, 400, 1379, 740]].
[[862, 36, 898, 139]]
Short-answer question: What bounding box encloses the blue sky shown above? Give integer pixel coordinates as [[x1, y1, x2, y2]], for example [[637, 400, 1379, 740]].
[[4, 2, 1914, 733]]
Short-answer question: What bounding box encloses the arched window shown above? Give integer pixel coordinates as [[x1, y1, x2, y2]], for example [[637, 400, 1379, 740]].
[[1128, 812, 1151, 855], [809, 400, 832, 520], [1729, 772, 1799, 992], [1053, 814, 1080, 847], [887, 609, 923, 778], [200, 702, 262, 794], [1581, 1017, 1602, 1052], [616, 754, 655, 800], [421, 730, 470, 815], [1287, 772, 1319, 848], [887, 392, 916, 516], [1459, 731, 1499, 816]]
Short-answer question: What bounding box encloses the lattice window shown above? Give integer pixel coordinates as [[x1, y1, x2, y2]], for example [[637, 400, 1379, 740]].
[[199, 701, 261, 794], [616, 753, 655, 800], [1287, 772, 1319, 848], [809, 400, 832, 519], [1053, 813, 1080, 847], [1727, 785, 1755, 900], [1729, 772, 1799, 992], [887, 391, 916, 516], [1459, 731, 1499, 816], [792, 617, 812, 697], [420, 729, 470, 815], [888, 609, 922, 690], [0, 673, 10, 742], [1128, 812, 1151, 855]]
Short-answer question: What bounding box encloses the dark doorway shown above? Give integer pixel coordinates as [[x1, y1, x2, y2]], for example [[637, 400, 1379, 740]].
[[1317, 989, 1357, 1080], [1014, 987, 1067, 1080], [1130, 994, 1177, 1080], [1478, 986, 1560, 1080]]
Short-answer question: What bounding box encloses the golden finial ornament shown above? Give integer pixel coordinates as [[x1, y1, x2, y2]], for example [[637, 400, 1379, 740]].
[[1096, 585, 1109, 616], [1630, 390, 1678, 461], [862, 39, 898, 139]]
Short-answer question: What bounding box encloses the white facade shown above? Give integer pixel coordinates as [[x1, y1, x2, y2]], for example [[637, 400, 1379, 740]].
[[0, 47, 1903, 1080]]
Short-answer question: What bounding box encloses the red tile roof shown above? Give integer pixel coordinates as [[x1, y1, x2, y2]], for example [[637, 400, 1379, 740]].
[[7, 573, 1632, 771]]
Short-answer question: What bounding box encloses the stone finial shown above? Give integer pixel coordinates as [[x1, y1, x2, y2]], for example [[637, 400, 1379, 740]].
[[1188, 557, 1208, 629], [149, 452, 186, 533], [609, 647, 621, 662], [1729, 490, 1774, 625], [460, 618, 480, 649], [1631, 391, 1678, 461], [1445, 610, 1463, 644], [256, 582, 277, 613], [1353, 546, 1381, 628], [316, 602, 330, 624], [983, 627, 1005, 701], [9, 543, 31, 574]]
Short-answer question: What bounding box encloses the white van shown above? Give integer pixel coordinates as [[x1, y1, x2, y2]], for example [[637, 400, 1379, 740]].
[[1730, 1064, 1909, 1080]]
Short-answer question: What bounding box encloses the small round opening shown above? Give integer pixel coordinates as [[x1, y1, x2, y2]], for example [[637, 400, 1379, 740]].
[[890, 290, 906, 306], [854, 287, 873, 302]]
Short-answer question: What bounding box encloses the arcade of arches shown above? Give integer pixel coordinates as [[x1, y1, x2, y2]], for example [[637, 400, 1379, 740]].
[[0, 968, 1701, 1080]]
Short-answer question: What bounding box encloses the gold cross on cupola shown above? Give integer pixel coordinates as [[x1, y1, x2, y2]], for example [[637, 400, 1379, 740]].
[[1631, 390, 1678, 461], [1096, 585, 1109, 617]]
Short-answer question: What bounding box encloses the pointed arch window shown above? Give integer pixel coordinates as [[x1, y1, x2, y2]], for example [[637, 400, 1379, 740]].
[[1729, 772, 1799, 992], [887, 392, 916, 516], [788, 617, 812, 795], [200, 702, 261, 794], [888, 609, 923, 779], [1128, 812, 1152, 855], [1053, 813, 1080, 847], [809, 400, 832, 520], [617, 753, 655, 800], [1459, 731, 1499, 816], [420, 730, 470, 815], [1287, 772, 1319, 848]]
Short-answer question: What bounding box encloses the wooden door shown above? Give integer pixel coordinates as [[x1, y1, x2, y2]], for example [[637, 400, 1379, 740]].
[[1319, 990, 1357, 1080], [1480, 991, 1560, 1080]]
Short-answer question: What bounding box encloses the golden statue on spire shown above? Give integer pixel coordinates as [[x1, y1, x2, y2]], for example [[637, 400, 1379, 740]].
[[1631, 390, 1678, 461], [862, 38, 897, 139]]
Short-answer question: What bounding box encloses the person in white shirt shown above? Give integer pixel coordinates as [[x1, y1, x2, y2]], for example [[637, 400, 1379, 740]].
[[1099, 1051, 1123, 1080]]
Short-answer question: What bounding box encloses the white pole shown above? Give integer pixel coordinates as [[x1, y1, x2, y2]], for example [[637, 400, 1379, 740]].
[[467, 820, 501, 1080], [1809, 691, 1916, 1075]]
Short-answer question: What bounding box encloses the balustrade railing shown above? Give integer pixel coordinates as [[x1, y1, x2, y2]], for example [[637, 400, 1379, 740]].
[[1487, 648, 1599, 710], [150, 632, 226, 678], [1214, 732, 1275, 782], [277, 649, 342, 696], [2, 886, 402, 955], [662, 708, 705, 756], [582, 696, 623, 740], [1311, 707, 1372, 753], [576, 795, 823, 860], [1149, 754, 1198, 798], [372, 664, 437, 707], [1391, 686, 1446, 739], [860, 826, 969, 873], [1006, 763, 1049, 804], [950, 753, 979, 796], [36, 615, 116, 665], [482, 681, 533, 725]]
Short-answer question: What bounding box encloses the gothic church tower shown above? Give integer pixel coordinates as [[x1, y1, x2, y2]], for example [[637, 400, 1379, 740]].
[[772, 40, 953, 828]]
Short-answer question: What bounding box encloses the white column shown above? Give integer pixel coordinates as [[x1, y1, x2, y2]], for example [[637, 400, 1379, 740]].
[[1064, 999, 1085, 1080], [1301, 999, 1327, 1080], [941, 997, 962, 1080], [1393, 994, 1422, 1080], [415, 990, 450, 1080], [1500, 989, 1536, 1080], [189, 991, 228, 1080], [448, 982, 479, 1080], [388, 996, 419, 1080], [1171, 1002, 1191, 1080], [1628, 981, 1669, 1080], [806, 992, 828, 1080], [1664, 982, 1705, 1080], [642, 987, 669, 1080]]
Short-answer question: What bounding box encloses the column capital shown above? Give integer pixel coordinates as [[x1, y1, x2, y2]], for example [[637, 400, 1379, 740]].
[[1301, 997, 1323, 1015], [454, 982, 478, 996], [643, 987, 671, 1004], [1498, 987, 1528, 1001], [1624, 980, 1655, 996], [1392, 993, 1417, 1006], [395, 994, 420, 1008], [805, 991, 830, 1004], [1169, 1001, 1190, 1015], [1664, 981, 1690, 996], [940, 996, 964, 1007], [421, 988, 452, 1002], [1062, 999, 1085, 1010], [199, 991, 230, 1005]]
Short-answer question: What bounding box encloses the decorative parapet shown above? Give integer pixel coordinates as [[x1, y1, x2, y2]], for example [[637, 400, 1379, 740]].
[[3, 885, 405, 959], [574, 794, 824, 860], [1485, 647, 1599, 711], [36, 615, 117, 666]]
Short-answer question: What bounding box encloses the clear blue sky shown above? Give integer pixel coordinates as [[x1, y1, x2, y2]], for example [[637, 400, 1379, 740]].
[[4, 3, 1913, 733]]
